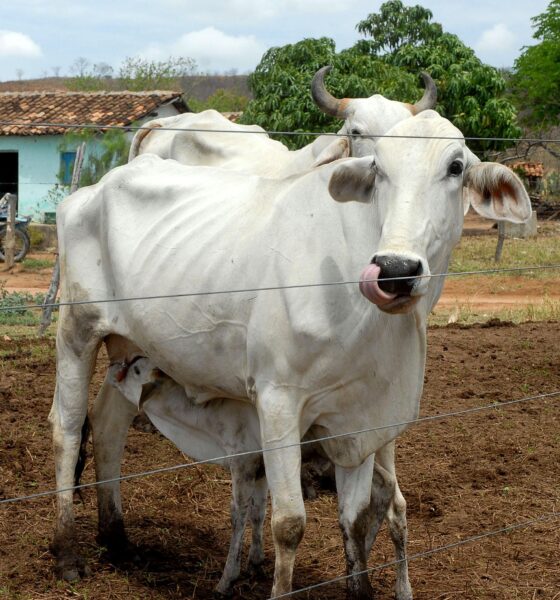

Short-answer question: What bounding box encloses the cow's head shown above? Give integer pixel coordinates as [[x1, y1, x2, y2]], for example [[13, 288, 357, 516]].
[[312, 66, 437, 159], [327, 110, 531, 314]]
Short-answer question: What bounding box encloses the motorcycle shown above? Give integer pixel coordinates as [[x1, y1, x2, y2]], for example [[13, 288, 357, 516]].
[[0, 196, 31, 263]]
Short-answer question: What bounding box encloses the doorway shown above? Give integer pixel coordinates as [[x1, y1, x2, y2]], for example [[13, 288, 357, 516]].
[[0, 152, 19, 212]]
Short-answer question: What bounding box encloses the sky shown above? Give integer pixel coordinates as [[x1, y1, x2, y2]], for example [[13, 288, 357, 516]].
[[0, 0, 552, 82]]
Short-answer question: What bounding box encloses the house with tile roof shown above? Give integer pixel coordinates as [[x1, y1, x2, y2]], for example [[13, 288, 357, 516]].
[[0, 90, 188, 217]]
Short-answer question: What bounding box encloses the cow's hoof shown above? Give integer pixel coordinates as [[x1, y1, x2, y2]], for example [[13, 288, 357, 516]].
[[246, 560, 265, 579], [346, 580, 374, 600], [54, 554, 90, 582], [213, 582, 234, 598]]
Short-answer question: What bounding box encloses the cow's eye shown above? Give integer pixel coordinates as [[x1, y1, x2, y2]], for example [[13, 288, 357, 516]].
[[350, 128, 362, 136], [448, 160, 464, 177]]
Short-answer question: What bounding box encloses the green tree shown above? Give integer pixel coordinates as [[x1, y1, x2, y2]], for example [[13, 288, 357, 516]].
[[241, 37, 419, 149], [118, 56, 196, 91], [357, 0, 520, 153], [511, 0, 560, 128], [189, 88, 249, 113], [241, 2, 520, 154], [66, 56, 197, 92], [58, 128, 130, 188], [356, 0, 441, 53]]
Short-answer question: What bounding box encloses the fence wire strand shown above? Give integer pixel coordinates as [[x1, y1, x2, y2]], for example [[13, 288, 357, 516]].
[[2, 264, 560, 313], [1, 112, 559, 594], [1, 390, 558, 506], [269, 511, 560, 599], [3, 118, 560, 144]]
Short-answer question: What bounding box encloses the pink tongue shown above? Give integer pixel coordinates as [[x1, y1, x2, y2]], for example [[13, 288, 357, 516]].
[[359, 264, 397, 306]]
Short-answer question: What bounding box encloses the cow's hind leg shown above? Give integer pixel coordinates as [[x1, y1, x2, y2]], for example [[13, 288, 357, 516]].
[[335, 454, 376, 600], [215, 457, 263, 595], [90, 376, 137, 559], [49, 333, 100, 581]]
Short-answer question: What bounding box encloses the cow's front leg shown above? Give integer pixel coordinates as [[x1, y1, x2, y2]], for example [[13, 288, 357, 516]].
[[215, 457, 261, 596], [335, 454, 376, 600], [90, 376, 137, 558], [258, 392, 305, 598], [49, 336, 99, 581]]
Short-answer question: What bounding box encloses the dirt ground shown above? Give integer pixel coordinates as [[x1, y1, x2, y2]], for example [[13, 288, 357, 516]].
[[0, 321, 559, 599]]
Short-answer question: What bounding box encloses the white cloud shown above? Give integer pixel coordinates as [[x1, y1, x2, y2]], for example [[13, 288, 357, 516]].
[[475, 23, 516, 55], [0, 30, 42, 58], [141, 27, 266, 73], [159, 0, 354, 14]]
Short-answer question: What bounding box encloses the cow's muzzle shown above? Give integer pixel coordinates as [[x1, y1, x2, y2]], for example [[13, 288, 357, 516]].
[[373, 255, 422, 295], [359, 253, 424, 313]]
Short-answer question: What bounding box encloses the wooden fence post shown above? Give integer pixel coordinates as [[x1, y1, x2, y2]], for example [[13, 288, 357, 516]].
[[38, 143, 86, 336], [3, 193, 17, 270], [494, 221, 505, 263]]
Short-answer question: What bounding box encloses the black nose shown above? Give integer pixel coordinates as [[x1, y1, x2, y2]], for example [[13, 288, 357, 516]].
[[373, 255, 422, 295]]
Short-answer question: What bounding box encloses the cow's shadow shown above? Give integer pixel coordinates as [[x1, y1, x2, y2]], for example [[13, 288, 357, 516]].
[[96, 515, 273, 598]]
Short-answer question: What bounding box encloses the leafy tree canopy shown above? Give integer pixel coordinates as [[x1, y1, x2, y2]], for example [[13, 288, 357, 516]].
[[58, 128, 130, 188], [243, 0, 520, 154], [357, 0, 520, 152], [241, 37, 420, 149], [511, 0, 560, 128], [66, 56, 196, 93]]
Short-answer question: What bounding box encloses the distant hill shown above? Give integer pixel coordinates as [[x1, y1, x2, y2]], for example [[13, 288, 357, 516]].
[[0, 75, 252, 101], [0, 77, 69, 92]]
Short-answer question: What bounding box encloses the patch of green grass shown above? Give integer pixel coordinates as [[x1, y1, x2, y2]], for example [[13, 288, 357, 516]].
[[21, 256, 55, 270], [0, 286, 54, 326], [429, 299, 560, 326], [450, 234, 560, 278]]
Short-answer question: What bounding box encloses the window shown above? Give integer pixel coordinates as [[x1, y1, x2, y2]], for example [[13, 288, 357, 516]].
[[60, 151, 77, 185]]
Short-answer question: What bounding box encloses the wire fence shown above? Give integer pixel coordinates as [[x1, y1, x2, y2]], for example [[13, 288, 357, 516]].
[[3, 118, 560, 144], [1, 264, 560, 313], [1, 114, 560, 595], [270, 510, 560, 599], [1, 389, 558, 506]]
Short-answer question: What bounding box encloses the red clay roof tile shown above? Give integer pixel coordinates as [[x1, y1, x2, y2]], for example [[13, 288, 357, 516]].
[[0, 91, 186, 135]]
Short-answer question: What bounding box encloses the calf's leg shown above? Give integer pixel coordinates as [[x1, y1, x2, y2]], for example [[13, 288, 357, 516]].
[[247, 473, 268, 572], [90, 376, 137, 556], [216, 457, 262, 595]]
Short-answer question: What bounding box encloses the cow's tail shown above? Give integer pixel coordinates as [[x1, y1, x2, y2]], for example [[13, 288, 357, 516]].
[[128, 122, 162, 161], [74, 414, 91, 492]]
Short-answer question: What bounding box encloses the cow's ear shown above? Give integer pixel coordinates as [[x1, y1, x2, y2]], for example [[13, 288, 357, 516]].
[[312, 137, 350, 167], [463, 162, 531, 223], [328, 157, 376, 203]]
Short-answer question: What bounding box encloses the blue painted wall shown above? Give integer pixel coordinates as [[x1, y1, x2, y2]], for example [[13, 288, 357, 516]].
[[0, 135, 101, 218], [0, 105, 183, 220]]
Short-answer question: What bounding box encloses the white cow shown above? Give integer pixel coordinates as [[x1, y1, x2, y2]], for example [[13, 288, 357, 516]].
[[50, 110, 530, 598], [103, 354, 408, 596], [124, 65, 437, 596], [128, 67, 437, 175]]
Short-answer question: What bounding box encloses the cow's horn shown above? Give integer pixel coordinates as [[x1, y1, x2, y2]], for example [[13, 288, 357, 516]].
[[412, 72, 437, 114], [311, 66, 347, 118]]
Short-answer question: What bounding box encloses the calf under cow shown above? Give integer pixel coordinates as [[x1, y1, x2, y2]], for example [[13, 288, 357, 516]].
[[50, 110, 530, 598], [103, 352, 410, 596]]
